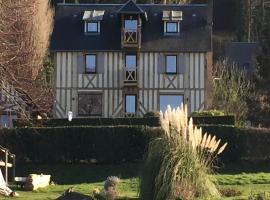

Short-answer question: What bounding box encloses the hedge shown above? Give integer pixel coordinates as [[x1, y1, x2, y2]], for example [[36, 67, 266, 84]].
[[1, 125, 269, 165], [192, 116, 235, 126], [14, 115, 235, 128], [200, 126, 270, 163], [0, 126, 161, 164], [13, 117, 161, 127]]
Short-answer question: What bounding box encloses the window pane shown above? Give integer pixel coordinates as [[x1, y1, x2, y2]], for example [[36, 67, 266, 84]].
[[166, 22, 178, 33], [0, 115, 10, 128], [86, 55, 96, 73], [125, 20, 138, 30], [78, 94, 102, 116], [166, 55, 177, 73], [125, 55, 136, 69], [126, 95, 136, 113], [87, 22, 98, 32], [160, 95, 183, 112]]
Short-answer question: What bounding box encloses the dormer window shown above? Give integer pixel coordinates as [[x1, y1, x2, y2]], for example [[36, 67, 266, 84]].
[[83, 10, 104, 35], [162, 10, 182, 35], [86, 22, 99, 33], [165, 22, 178, 33]]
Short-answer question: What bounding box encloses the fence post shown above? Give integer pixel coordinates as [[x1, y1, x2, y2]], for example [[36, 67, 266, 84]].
[[5, 150, 8, 185]]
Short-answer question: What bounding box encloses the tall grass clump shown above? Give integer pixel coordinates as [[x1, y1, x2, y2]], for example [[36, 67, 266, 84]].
[[139, 105, 227, 200]]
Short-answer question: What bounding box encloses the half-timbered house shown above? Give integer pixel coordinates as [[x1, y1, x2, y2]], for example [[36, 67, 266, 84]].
[[51, 0, 213, 118]]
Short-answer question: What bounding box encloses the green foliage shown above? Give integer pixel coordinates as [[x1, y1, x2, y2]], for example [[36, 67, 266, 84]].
[[191, 110, 225, 117], [143, 111, 160, 118], [14, 117, 161, 127], [0, 126, 161, 164], [212, 59, 255, 127], [192, 116, 235, 126], [140, 106, 224, 200]]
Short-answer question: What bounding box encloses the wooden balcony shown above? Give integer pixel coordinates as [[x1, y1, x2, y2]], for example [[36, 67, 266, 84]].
[[124, 29, 138, 43], [121, 28, 141, 48], [123, 67, 137, 86]]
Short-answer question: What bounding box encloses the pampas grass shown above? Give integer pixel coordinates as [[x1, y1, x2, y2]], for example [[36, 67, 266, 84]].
[[139, 104, 227, 200]]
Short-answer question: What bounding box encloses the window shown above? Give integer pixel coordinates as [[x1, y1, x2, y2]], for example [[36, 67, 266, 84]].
[[125, 55, 137, 69], [86, 22, 100, 33], [0, 115, 10, 128], [165, 22, 178, 33], [124, 20, 138, 30], [85, 54, 96, 73], [78, 94, 102, 116], [125, 95, 136, 113], [160, 95, 184, 112], [166, 55, 177, 73]]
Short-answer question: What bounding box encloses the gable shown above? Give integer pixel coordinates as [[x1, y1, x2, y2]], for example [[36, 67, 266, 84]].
[[117, 0, 144, 14]]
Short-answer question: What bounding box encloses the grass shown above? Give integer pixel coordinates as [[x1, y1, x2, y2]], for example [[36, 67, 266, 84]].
[[2, 165, 270, 200]]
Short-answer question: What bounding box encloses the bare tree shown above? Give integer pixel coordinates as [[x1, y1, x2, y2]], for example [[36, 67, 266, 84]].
[[0, 0, 54, 117], [212, 59, 255, 126]]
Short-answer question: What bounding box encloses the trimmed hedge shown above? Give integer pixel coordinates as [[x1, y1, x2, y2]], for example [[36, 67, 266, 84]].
[[0, 126, 161, 164], [13, 117, 161, 128], [1, 125, 269, 165], [200, 126, 270, 163], [200, 125, 238, 162], [14, 115, 235, 128], [192, 116, 235, 126]]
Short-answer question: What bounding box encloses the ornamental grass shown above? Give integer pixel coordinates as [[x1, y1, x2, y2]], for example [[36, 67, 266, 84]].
[[139, 105, 227, 200]]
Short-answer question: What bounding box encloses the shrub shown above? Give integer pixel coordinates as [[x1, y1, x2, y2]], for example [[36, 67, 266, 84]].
[[191, 110, 225, 117], [144, 111, 160, 118], [192, 116, 235, 126], [0, 126, 161, 164], [139, 105, 227, 200]]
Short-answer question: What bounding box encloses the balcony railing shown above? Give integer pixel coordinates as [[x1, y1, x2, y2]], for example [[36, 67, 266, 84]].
[[124, 67, 137, 85], [123, 29, 138, 44]]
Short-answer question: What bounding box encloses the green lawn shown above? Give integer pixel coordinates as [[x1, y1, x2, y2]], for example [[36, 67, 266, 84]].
[[2, 164, 270, 200]]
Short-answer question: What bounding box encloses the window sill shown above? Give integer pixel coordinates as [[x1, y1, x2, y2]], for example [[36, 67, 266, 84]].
[[84, 32, 100, 36], [163, 33, 180, 37], [165, 72, 178, 75]]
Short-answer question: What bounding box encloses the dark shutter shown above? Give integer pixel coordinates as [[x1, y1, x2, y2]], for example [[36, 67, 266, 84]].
[[97, 53, 104, 73], [178, 54, 185, 74], [77, 53, 84, 74], [158, 53, 165, 74]]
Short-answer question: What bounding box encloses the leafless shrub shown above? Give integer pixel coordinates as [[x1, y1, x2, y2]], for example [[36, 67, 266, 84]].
[[0, 0, 54, 117]]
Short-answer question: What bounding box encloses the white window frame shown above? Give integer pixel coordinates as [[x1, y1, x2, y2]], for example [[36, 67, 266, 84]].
[[164, 21, 180, 35], [125, 94, 137, 114], [85, 54, 97, 73], [84, 21, 100, 34]]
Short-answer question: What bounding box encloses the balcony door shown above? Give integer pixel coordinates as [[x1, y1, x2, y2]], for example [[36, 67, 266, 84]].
[[124, 54, 137, 83], [124, 19, 138, 31]]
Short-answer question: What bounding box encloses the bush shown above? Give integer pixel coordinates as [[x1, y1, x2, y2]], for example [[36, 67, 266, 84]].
[[192, 116, 235, 126], [140, 106, 227, 200], [191, 110, 225, 117], [144, 111, 160, 118], [0, 126, 161, 164]]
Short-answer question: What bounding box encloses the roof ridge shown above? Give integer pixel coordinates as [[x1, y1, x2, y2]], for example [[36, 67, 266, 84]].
[[57, 3, 207, 7]]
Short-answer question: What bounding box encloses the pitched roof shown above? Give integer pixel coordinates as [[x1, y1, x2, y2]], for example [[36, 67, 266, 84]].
[[117, 0, 144, 14], [50, 3, 212, 52]]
